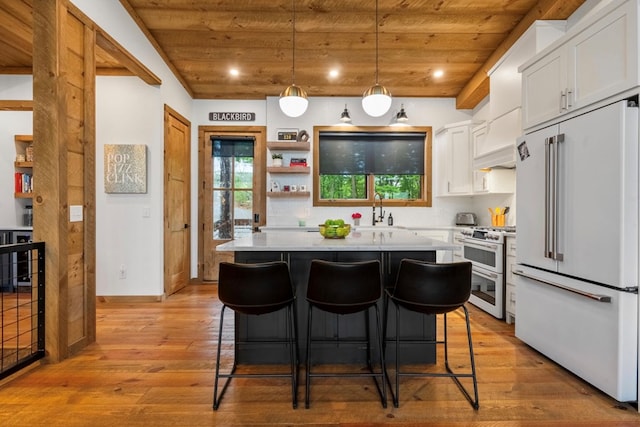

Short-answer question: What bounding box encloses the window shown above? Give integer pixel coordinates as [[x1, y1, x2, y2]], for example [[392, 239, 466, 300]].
[[313, 126, 432, 207]]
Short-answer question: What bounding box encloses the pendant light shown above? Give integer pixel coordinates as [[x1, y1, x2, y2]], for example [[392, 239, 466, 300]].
[[279, 0, 308, 117], [362, 0, 391, 117], [339, 104, 352, 123], [396, 104, 409, 122]]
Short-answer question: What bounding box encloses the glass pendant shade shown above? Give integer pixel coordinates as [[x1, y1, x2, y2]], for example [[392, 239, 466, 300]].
[[362, 84, 392, 117], [279, 0, 308, 118], [279, 84, 308, 118]]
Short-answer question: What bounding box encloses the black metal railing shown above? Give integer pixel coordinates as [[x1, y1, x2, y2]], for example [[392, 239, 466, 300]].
[[0, 241, 45, 379]]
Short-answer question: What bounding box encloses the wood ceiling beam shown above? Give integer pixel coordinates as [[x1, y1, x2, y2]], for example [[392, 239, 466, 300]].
[[95, 29, 161, 86], [119, 0, 193, 97], [456, 0, 586, 110]]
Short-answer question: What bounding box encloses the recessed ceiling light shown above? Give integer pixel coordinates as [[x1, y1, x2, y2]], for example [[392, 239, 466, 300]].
[[328, 69, 339, 78], [229, 68, 239, 77], [433, 69, 444, 78]]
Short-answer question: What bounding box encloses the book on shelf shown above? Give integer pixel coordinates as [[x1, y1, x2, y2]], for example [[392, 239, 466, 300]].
[[14, 172, 33, 194], [289, 157, 307, 167]]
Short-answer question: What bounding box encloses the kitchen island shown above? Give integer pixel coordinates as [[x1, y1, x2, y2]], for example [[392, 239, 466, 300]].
[[216, 230, 459, 364]]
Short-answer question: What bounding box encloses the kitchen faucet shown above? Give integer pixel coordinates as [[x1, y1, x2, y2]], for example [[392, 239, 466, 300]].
[[372, 192, 385, 225]]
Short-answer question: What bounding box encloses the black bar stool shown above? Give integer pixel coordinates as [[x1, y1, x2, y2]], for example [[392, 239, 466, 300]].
[[305, 259, 386, 409], [384, 259, 478, 409], [213, 261, 299, 410]]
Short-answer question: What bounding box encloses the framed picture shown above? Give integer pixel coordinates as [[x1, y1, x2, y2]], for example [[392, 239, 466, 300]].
[[290, 184, 298, 192], [104, 144, 147, 194], [299, 184, 307, 192]]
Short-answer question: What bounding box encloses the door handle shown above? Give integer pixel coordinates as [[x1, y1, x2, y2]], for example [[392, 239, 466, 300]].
[[514, 269, 610, 302], [184, 224, 189, 229]]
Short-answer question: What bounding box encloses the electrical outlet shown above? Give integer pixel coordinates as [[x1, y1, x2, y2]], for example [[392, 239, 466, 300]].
[[119, 264, 126, 279]]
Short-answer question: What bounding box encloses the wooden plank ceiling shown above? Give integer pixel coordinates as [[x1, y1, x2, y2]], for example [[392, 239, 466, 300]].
[[1, 0, 585, 109]]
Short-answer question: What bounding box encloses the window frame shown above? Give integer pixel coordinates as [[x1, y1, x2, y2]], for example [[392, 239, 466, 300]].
[[312, 125, 432, 207]]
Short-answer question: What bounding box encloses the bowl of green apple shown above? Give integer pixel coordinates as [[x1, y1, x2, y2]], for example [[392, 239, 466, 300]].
[[319, 219, 351, 239]]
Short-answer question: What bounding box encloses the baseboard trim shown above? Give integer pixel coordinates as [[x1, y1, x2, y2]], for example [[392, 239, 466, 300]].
[[97, 294, 165, 303]]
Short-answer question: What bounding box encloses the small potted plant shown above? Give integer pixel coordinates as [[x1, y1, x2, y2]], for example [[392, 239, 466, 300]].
[[352, 212, 362, 226], [272, 153, 283, 167]]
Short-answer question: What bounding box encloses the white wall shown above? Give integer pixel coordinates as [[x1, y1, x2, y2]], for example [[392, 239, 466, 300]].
[[192, 96, 477, 232], [71, 0, 192, 296], [0, 76, 33, 228]]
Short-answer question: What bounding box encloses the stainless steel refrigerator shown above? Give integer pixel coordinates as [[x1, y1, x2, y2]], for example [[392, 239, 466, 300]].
[[515, 98, 638, 402]]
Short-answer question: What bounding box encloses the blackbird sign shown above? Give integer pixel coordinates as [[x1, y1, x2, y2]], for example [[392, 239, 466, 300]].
[[209, 112, 256, 121]]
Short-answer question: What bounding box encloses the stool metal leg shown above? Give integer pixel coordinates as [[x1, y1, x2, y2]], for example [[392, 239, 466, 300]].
[[304, 304, 313, 409], [443, 307, 479, 409], [287, 304, 298, 409], [373, 304, 387, 408], [213, 305, 237, 410], [213, 302, 299, 410]]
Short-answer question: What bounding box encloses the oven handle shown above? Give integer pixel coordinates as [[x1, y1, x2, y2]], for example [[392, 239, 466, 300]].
[[462, 239, 499, 251], [513, 269, 611, 302], [473, 268, 498, 281]]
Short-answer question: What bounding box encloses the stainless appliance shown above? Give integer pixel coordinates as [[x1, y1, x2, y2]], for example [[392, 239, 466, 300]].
[[515, 99, 638, 402], [455, 212, 477, 226], [460, 226, 513, 319], [0, 230, 12, 292], [13, 231, 32, 290]]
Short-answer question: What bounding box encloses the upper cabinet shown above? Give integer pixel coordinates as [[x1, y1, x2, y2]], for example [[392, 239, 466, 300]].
[[489, 21, 566, 121], [475, 21, 565, 170], [521, 0, 638, 129], [435, 121, 473, 196]]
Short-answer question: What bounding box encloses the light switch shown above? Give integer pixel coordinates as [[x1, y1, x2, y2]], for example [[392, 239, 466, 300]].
[[143, 206, 151, 218], [70, 205, 83, 222]]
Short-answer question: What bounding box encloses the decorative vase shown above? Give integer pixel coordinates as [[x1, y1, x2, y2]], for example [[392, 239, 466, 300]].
[[273, 158, 282, 167], [353, 218, 360, 226]]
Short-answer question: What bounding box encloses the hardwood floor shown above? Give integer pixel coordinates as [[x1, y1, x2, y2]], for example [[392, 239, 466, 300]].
[[0, 283, 638, 426]]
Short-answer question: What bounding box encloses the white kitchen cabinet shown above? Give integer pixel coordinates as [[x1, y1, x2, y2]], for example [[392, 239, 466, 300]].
[[521, 0, 638, 129], [414, 229, 453, 263], [505, 236, 517, 324], [452, 231, 464, 262], [489, 21, 566, 121], [435, 121, 473, 196], [473, 168, 515, 194]]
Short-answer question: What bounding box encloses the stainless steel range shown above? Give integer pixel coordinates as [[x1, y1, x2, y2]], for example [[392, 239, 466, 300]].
[[459, 226, 515, 319]]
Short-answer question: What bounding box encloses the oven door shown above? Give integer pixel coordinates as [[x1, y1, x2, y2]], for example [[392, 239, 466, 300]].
[[462, 238, 503, 273], [468, 266, 504, 319]]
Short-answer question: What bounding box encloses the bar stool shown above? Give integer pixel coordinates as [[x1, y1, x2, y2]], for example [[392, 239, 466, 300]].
[[305, 259, 386, 408], [213, 261, 299, 410], [385, 259, 478, 409]]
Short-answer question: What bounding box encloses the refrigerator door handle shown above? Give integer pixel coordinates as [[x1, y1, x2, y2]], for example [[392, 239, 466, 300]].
[[552, 134, 565, 261], [544, 137, 551, 258], [513, 269, 611, 302]]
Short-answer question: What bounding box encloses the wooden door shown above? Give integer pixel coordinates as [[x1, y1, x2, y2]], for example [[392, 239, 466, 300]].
[[199, 127, 266, 281], [164, 106, 191, 295]]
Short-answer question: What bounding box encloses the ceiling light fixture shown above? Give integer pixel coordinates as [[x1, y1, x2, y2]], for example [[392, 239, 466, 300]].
[[396, 104, 409, 122], [279, 0, 308, 117], [362, 0, 391, 117], [340, 104, 352, 123]]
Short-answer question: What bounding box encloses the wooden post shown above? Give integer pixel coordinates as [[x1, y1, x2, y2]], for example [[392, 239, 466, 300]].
[[33, 0, 97, 362], [33, 0, 69, 362]]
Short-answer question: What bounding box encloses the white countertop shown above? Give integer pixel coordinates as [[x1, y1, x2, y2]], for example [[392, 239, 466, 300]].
[[259, 225, 462, 232], [217, 230, 459, 252]]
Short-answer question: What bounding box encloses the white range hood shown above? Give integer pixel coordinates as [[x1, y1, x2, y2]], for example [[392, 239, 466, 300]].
[[473, 108, 520, 170]]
